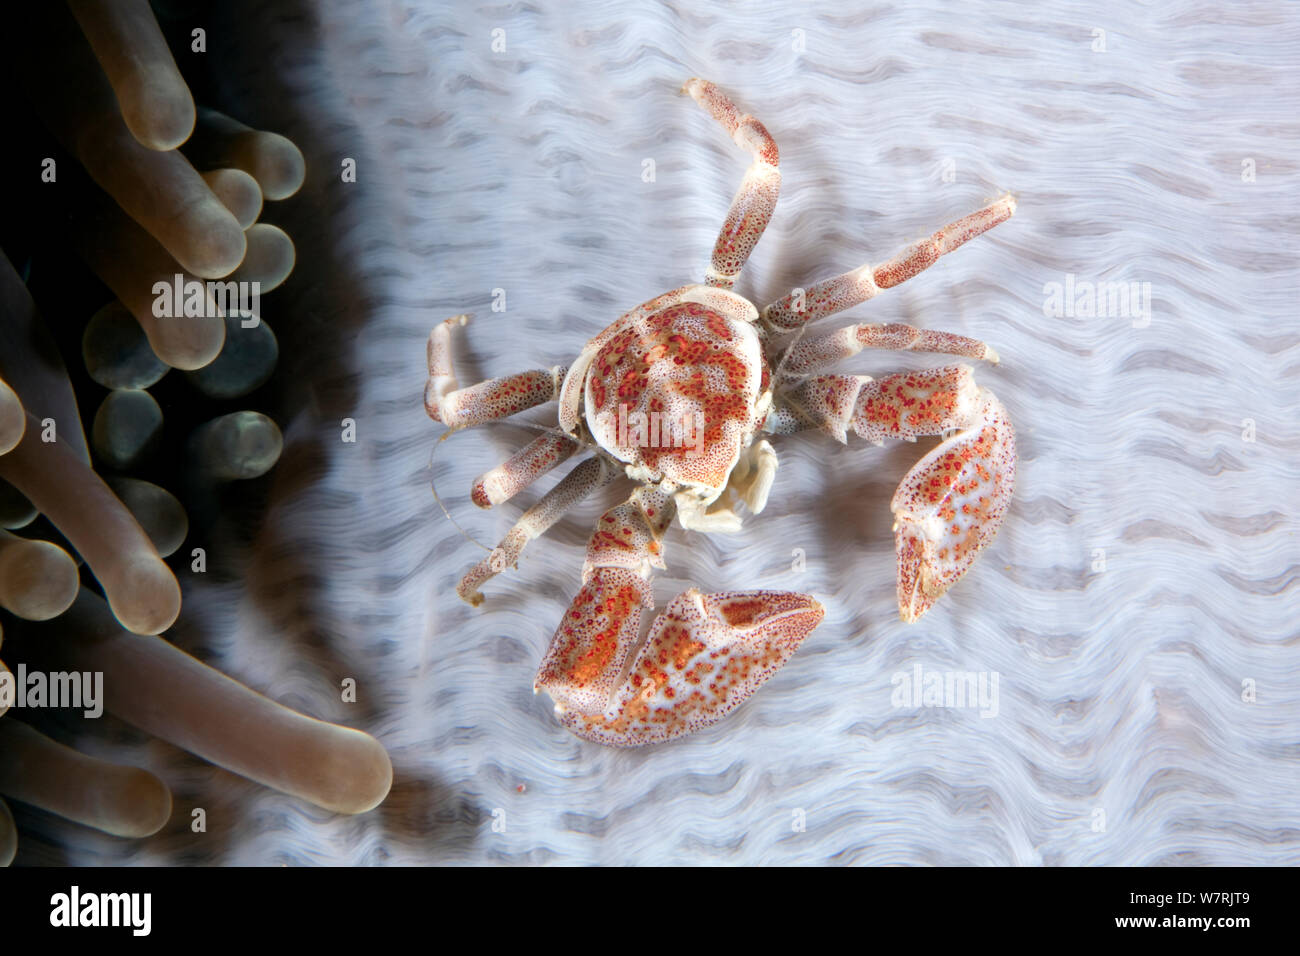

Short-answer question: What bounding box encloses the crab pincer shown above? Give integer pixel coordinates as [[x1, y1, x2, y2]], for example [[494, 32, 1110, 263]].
[[891, 389, 1016, 623], [530, 485, 823, 746], [551, 588, 824, 747]]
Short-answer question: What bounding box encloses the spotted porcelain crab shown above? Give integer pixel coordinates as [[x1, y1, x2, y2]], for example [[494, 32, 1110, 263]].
[[426, 79, 1017, 747]]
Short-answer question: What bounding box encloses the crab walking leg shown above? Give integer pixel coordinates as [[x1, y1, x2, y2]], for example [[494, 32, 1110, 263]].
[[456, 456, 619, 605], [471, 431, 580, 508], [425, 315, 567, 429], [682, 79, 781, 289], [0, 719, 173, 838], [780, 323, 999, 378], [762, 194, 1016, 332]]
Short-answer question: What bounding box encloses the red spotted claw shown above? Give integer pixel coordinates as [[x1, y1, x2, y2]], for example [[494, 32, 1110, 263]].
[[425, 80, 1018, 745]]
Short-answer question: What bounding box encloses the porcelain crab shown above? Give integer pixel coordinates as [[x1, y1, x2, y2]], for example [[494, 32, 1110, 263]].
[[426, 79, 1017, 747]]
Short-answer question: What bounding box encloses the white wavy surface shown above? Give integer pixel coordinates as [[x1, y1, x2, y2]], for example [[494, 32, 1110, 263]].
[[24, 0, 1300, 865]]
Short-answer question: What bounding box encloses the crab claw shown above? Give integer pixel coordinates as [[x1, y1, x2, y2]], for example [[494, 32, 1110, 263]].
[[549, 588, 823, 747], [892, 388, 1016, 622], [534, 567, 656, 717]]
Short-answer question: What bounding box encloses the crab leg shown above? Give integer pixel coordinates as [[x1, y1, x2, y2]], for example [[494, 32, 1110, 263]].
[[535, 486, 824, 746], [456, 455, 617, 605], [769, 365, 1015, 622], [769, 364, 980, 442], [779, 322, 999, 379], [761, 194, 1016, 332], [471, 431, 580, 509], [682, 78, 781, 290], [425, 314, 567, 429]]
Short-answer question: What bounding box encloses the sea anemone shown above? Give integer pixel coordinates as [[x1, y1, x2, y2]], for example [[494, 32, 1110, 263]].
[[0, 0, 390, 865]]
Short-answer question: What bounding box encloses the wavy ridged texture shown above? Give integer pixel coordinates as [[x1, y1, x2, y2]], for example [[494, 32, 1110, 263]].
[[15, 0, 1297, 865]]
